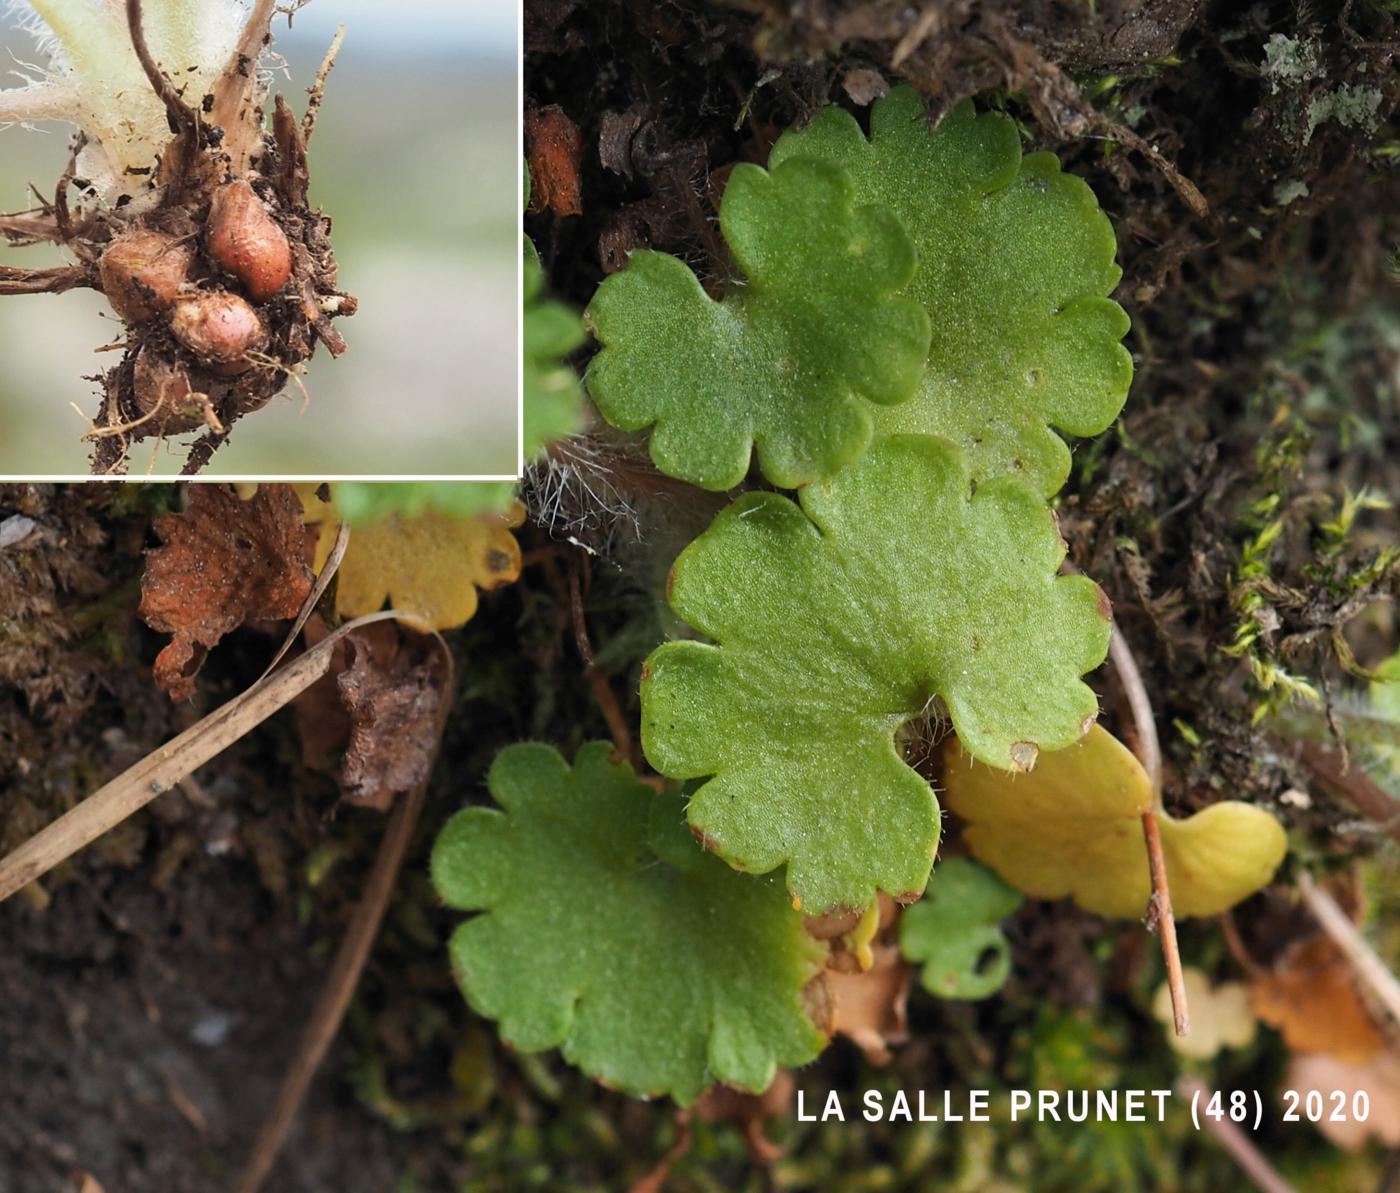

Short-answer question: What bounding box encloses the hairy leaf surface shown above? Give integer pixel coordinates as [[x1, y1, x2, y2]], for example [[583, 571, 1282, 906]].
[[585, 157, 930, 490], [942, 724, 1288, 918], [900, 858, 1022, 1000], [770, 88, 1132, 495], [641, 435, 1110, 912], [431, 742, 827, 1105]]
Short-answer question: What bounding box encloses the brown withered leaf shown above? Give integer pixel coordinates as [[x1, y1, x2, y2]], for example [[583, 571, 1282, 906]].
[[693, 1069, 794, 1164], [803, 894, 909, 1064], [1251, 936, 1386, 1064], [825, 942, 913, 1066], [292, 616, 395, 773], [293, 617, 444, 811], [139, 485, 312, 701], [1283, 1050, 1400, 1151], [338, 630, 444, 810], [598, 106, 647, 180], [526, 105, 583, 218]]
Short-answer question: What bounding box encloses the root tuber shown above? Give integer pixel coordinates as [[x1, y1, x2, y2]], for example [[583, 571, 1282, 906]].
[[207, 180, 294, 303], [170, 293, 268, 372], [131, 347, 206, 434], [98, 230, 194, 323]]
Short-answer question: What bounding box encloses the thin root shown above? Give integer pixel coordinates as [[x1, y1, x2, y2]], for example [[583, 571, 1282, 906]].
[[303, 25, 346, 145], [0, 263, 92, 295]]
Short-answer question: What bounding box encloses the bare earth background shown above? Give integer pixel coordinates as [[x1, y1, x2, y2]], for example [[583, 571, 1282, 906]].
[[0, 0, 518, 476]]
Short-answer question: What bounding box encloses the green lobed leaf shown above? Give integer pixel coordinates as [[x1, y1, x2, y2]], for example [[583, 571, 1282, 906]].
[[584, 157, 931, 490], [430, 741, 827, 1106], [900, 858, 1022, 1000], [640, 435, 1111, 913], [525, 238, 587, 461], [328, 481, 514, 525], [769, 88, 1133, 496]]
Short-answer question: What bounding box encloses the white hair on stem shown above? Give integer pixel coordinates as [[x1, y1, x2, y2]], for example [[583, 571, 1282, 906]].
[[0, 79, 76, 123], [1, 0, 255, 203]]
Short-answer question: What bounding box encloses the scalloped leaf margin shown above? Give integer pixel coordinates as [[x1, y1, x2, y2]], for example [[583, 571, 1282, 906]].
[[430, 741, 827, 1106], [641, 435, 1111, 913], [585, 156, 930, 490], [770, 87, 1133, 496]]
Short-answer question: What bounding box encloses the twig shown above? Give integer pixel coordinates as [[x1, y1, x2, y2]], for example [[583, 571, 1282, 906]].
[[233, 636, 455, 1193], [0, 611, 403, 904], [1297, 872, 1400, 1032], [1141, 808, 1188, 1034], [1105, 608, 1189, 1036], [1177, 1079, 1299, 1193], [1108, 628, 1162, 794], [302, 25, 346, 145]]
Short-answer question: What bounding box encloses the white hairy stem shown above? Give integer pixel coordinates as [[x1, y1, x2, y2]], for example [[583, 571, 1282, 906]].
[[0, 81, 79, 124], [2, 0, 261, 203]]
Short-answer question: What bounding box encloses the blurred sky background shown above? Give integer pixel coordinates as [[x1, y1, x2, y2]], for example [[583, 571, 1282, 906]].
[[0, 0, 518, 476]]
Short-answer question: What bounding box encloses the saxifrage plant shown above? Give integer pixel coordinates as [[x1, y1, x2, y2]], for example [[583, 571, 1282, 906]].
[[431, 742, 826, 1104], [0, 0, 355, 474], [427, 88, 1287, 1107], [768, 88, 1134, 496]]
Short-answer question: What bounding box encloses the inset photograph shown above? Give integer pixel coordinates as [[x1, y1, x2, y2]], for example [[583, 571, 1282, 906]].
[[0, 0, 518, 476]]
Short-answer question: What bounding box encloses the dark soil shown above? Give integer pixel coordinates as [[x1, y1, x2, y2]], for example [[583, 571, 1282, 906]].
[[0, 485, 455, 1191]]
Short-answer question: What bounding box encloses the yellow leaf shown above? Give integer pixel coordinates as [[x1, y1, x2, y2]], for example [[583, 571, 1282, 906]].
[[298, 487, 524, 631], [1152, 968, 1255, 1060], [941, 724, 1287, 918]]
